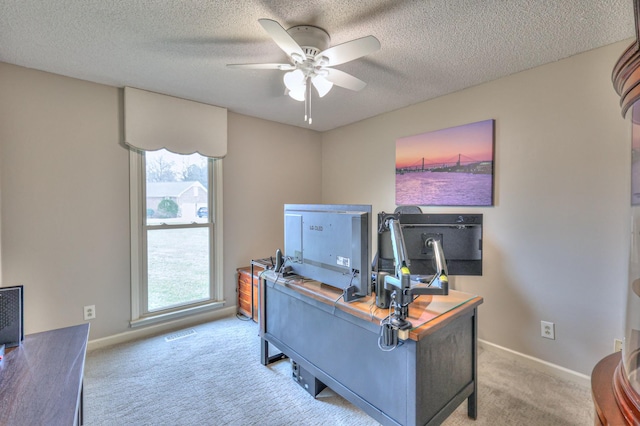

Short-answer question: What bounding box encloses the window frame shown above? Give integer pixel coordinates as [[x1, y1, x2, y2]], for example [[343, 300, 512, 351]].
[[129, 149, 224, 328]]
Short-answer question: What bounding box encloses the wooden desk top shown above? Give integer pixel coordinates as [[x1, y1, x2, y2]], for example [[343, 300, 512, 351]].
[[0, 323, 90, 426], [263, 271, 483, 341]]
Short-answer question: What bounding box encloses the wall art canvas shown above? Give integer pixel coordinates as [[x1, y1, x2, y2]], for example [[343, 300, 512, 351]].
[[396, 119, 495, 206], [633, 105, 640, 205]]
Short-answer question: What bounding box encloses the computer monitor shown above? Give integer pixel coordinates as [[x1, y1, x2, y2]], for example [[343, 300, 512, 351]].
[[0, 285, 24, 348], [284, 204, 372, 301], [377, 213, 482, 280]]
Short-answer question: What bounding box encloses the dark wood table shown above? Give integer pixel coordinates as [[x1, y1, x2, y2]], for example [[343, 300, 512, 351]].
[[0, 323, 90, 425]]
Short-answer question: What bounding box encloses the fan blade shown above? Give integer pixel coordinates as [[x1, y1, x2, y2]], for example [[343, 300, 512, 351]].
[[324, 68, 367, 91], [316, 35, 380, 66], [258, 19, 305, 60], [226, 63, 295, 70]]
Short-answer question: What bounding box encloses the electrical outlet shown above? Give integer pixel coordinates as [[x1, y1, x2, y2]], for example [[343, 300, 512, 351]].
[[541, 321, 555, 340], [615, 339, 623, 352], [84, 305, 96, 320]]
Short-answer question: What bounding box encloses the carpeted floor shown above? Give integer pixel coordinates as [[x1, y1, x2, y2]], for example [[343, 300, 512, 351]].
[[84, 316, 593, 425]]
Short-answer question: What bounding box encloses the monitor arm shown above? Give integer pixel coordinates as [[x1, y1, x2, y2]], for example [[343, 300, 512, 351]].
[[378, 214, 449, 344]]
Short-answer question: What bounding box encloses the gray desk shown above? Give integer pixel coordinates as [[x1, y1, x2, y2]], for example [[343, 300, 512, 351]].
[[259, 271, 482, 426], [0, 323, 90, 425]]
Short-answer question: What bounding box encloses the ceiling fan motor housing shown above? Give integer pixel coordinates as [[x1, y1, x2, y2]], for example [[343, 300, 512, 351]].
[[287, 25, 331, 59]]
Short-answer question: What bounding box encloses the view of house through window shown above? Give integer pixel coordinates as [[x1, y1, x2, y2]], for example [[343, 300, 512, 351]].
[[145, 149, 212, 312]]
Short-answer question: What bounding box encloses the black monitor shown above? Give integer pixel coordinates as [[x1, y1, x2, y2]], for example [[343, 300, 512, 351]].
[[0, 285, 24, 348], [284, 204, 372, 301], [377, 213, 482, 280]]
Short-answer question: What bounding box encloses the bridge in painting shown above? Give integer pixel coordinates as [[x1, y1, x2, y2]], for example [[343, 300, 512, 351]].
[[396, 154, 492, 175]]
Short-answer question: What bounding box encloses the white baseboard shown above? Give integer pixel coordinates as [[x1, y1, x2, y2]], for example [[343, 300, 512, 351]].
[[87, 312, 590, 388], [87, 306, 237, 351], [478, 339, 591, 387]]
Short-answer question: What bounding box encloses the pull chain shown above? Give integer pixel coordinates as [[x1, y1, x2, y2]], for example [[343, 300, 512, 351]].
[[301, 80, 313, 125], [307, 82, 312, 125], [304, 81, 308, 123]]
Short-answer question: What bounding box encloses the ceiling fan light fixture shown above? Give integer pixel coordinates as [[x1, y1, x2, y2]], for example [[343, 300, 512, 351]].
[[311, 75, 333, 97], [283, 69, 305, 91], [288, 85, 306, 101]]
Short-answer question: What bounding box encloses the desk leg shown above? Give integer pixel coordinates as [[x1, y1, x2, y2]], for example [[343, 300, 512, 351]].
[[79, 382, 84, 425], [468, 388, 477, 419], [260, 337, 269, 366], [261, 336, 287, 365], [468, 307, 478, 419], [259, 276, 287, 366]]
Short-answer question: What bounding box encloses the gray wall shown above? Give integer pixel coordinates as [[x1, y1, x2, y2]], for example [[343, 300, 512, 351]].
[[223, 112, 322, 303], [321, 40, 631, 375], [0, 64, 131, 337], [0, 62, 322, 339]]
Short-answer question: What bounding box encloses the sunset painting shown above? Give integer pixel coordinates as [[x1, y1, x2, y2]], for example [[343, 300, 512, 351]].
[[396, 119, 495, 206]]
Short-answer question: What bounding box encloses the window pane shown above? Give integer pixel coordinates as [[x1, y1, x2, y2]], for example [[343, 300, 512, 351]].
[[145, 149, 209, 224], [147, 227, 210, 311]]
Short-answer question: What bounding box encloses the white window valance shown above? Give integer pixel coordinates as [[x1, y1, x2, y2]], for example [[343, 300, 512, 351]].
[[123, 87, 227, 158]]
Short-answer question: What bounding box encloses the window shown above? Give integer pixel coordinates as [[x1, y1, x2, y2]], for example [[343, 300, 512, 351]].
[[130, 148, 223, 327]]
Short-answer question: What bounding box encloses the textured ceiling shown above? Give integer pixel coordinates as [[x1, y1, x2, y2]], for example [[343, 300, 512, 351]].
[[0, 1, 635, 131]]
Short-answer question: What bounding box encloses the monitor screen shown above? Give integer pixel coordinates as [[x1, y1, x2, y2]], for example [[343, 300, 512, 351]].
[[377, 213, 482, 279], [284, 204, 372, 300]]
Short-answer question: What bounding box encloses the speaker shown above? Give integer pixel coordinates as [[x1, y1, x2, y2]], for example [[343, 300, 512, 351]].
[[0, 285, 23, 348]]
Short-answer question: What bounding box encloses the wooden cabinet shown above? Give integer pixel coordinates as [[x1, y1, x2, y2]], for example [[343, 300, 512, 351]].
[[612, 0, 640, 118], [237, 265, 263, 321], [591, 352, 627, 425], [598, 3, 640, 425], [237, 258, 272, 321], [237, 267, 258, 321]]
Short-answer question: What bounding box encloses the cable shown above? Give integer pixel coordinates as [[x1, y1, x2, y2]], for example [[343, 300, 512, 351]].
[[377, 294, 400, 351], [330, 271, 358, 314], [368, 299, 379, 320], [236, 313, 252, 321], [378, 313, 404, 352], [335, 291, 345, 305], [331, 290, 345, 315]]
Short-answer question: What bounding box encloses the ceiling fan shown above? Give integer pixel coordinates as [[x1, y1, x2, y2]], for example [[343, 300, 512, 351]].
[[227, 19, 380, 124]]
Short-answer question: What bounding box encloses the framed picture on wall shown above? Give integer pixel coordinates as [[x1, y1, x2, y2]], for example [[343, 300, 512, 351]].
[[633, 104, 640, 205], [396, 119, 495, 206]]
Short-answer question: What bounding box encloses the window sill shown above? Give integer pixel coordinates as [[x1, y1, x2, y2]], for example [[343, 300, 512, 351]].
[[130, 300, 225, 329]]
